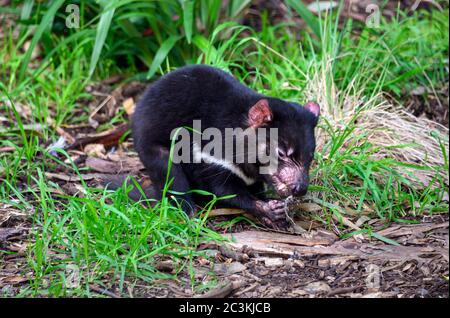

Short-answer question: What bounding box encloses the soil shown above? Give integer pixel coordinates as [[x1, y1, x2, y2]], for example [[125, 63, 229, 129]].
[[404, 83, 449, 127]]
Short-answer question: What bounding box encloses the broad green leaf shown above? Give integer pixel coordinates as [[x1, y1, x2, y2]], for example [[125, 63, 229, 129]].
[[228, 0, 251, 17], [89, 4, 116, 77], [285, 0, 321, 39], [200, 0, 221, 31], [147, 36, 182, 79], [20, 0, 34, 20], [181, 0, 195, 43], [117, 19, 153, 66], [18, 0, 65, 82]]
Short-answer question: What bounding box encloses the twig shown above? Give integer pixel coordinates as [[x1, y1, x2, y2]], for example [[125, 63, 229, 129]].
[[327, 285, 363, 297], [89, 284, 120, 298]]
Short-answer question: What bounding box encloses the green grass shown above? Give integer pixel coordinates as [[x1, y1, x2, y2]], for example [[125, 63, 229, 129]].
[[24, 170, 223, 296], [0, 3, 448, 297]]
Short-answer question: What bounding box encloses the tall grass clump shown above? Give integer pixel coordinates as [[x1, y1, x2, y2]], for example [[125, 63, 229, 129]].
[[3, 0, 255, 82]]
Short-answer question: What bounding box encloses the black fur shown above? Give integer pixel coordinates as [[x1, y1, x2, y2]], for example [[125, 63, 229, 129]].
[[132, 65, 318, 228]]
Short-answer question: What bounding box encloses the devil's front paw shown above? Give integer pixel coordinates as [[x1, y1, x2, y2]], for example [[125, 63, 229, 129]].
[[255, 200, 289, 230]]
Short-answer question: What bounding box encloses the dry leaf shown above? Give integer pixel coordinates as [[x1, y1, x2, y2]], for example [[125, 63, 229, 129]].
[[123, 97, 135, 116], [1, 276, 29, 285], [68, 123, 129, 149], [85, 156, 144, 173], [84, 143, 106, 158], [208, 208, 245, 217]]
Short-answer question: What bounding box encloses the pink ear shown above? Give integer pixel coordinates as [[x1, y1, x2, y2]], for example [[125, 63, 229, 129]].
[[304, 101, 320, 117], [248, 99, 273, 128]]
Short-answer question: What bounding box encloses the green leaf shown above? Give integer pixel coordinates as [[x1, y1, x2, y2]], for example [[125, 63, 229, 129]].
[[89, 4, 116, 77], [285, 0, 321, 39], [20, 0, 34, 20], [147, 36, 181, 79], [18, 0, 65, 82], [228, 0, 251, 17], [200, 0, 221, 31], [192, 34, 218, 63], [181, 0, 195, 43], [117, 19, 153, 66]]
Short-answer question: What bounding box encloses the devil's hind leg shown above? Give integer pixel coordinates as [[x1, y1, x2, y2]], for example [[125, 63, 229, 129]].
[[139, 145, 196, 216]]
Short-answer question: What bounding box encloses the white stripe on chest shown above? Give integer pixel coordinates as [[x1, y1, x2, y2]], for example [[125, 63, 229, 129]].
[[192, 143, 256, 186]]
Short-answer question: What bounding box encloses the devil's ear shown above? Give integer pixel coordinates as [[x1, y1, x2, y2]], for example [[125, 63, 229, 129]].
[[248, 99, 273, 128], [304, 101, 320, 117]]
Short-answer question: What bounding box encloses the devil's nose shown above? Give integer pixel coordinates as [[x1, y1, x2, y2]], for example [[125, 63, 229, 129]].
[[292, 183, 308, 196]]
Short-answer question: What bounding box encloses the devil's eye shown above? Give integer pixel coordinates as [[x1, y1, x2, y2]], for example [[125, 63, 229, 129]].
[[277, 148, 286, 158]]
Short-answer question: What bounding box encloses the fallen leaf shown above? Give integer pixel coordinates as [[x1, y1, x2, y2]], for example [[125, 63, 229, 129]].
[[194, 281, 243, 298], [45, 172, 114, 182], [304, 281, 331, 294], [123, 97, 135, 116], [0, 228, 24, 241], [68, 123, 129, 149], [214, 262, 246, 276], [0, 276, 29, 285], [293, 202, 322, 212], [84, 143, 106, 158], [208, 208, 245, 217], [263, 257, 284, 267], [85, 156, 144, 173]]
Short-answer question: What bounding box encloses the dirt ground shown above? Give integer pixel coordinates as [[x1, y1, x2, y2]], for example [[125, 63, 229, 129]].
[[2, 204, 447, 298], [118, 212, 448, 298]]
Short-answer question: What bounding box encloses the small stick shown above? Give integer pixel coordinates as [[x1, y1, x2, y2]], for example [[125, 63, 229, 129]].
[[327, 285, 363, 297], [89, 284, 120, 298]]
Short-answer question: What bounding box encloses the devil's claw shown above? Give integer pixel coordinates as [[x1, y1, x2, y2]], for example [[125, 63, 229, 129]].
[[255, 200, 289, 229], [261, 217, 289, 230], [258, 200, 287, 220]]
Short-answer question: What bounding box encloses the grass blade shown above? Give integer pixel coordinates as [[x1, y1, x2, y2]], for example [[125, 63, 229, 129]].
[[370, 232, 401, 246]]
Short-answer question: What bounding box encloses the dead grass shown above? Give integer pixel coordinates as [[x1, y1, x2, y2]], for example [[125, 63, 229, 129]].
[[305, 57, 449, 186]]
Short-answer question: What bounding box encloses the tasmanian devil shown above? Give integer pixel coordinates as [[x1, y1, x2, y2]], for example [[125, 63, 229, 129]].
[[130, 64, 320, 229]]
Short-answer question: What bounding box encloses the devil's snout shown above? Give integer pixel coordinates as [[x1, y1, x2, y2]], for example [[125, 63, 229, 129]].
[[292, 182, 308, 196], [273, 166, 310, 197]]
